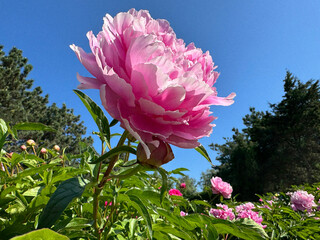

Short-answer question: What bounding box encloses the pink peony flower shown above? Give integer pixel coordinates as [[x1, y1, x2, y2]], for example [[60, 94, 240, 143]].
[[180, 183, 186, 189], [210, 177, 233, 199], [237, 209, 266, 228], [235, 202, 255, 213], [209, 204, 235, 220], [290, 190, 317, 212], [168, 188, 183, 196], [71, 9, 235, 157], [180, 211, 188, 217]]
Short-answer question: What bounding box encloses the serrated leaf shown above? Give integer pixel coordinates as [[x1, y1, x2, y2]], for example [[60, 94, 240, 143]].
[[37, 177, 88, 229], [195, 145, 212, 165], [74, 90, 110, 142], [10, 228, 69, 240], [90, 146, 136, 164]]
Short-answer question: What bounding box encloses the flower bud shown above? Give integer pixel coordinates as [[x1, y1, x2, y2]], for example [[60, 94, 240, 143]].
[[53, 145, 60, 152], [40, 148, 47, 154], [26, 139, 36, 146], [137, 140, 174, 168], [180, 183, 186, 189], [20, 145, 27, 151]]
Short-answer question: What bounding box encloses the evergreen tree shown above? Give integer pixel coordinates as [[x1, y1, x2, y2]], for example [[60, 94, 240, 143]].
[[0, 46, 93, 153], [208, 72, 320, 200]]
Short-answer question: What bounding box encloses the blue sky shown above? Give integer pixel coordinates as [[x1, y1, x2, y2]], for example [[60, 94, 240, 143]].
[[1, 0, 320, 183]]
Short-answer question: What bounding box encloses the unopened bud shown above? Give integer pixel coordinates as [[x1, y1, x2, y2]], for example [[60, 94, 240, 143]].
[[26, 139, 36, 146], [137, 140, 174, 168], [53, 145, 60, 152], [40, 148, 47, 154], [20, 145, 27, 151], [180, 183, 186, 189]]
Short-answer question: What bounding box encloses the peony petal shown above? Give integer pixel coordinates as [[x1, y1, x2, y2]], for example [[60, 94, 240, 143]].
[[153, 85, 186, 110], [70, 44, 104, 81], [76, 73, 102, 89]]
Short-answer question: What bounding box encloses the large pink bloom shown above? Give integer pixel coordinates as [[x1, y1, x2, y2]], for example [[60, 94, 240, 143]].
[[290, 190, 317, 212], [71, 9, 235, 157], [211, 177, 233, 199]]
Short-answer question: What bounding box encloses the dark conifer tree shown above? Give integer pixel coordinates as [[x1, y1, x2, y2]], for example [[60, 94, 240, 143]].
[[207, 72, 320, 200], [0, 46, 93, 153]]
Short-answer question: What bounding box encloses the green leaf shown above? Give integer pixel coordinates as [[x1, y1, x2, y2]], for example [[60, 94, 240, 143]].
[[0, 119, 8, 150], [8, 163, 58, 182], [90, 145, 137, 164], [169, 167, 189, 175], [12, 122, 56, 137], [110, 119, 119, 127], [191, 200, 212, 208], [63, 218, 91, 229], [74, 90, 110, 142], [37, 177, 88, 229], [10, 228, 69, 240], [157, 167, 168, 205], [153, 223, 193, 240], [127, 194, 153, 239], [195, 145, 212, 165]]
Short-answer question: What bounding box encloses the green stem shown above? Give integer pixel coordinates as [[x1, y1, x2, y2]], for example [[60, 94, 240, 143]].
[[93, 130, 129, 238], [93, 186, 102, 239], [98, 130, 128, 188]]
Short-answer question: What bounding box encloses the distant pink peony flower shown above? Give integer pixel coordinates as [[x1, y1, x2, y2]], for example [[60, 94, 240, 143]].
[[290, 190, 317, 212], [210, 177, 233, 199], [237, 209, 266, 229], [180, 183, 186, 189], [169, 189, 183, 196], [180, 211, 188, 217], [209, 204, 235, 220], [71, 9, 235, 157], [235, 202, 255, 212]]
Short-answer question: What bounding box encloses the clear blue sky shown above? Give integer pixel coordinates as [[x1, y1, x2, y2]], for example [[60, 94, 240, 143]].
[[1, 0, 320, 184]]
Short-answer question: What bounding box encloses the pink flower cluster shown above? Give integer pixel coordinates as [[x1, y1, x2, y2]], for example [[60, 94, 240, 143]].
[[236, 202, 266, 229], [290, 190, 317, 212], [209, 204, 235, 220], [210, 202, 266, 228], [169, 189, 183, 196], [211, 177, 233, 199], [71, 9, 235, 158]]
